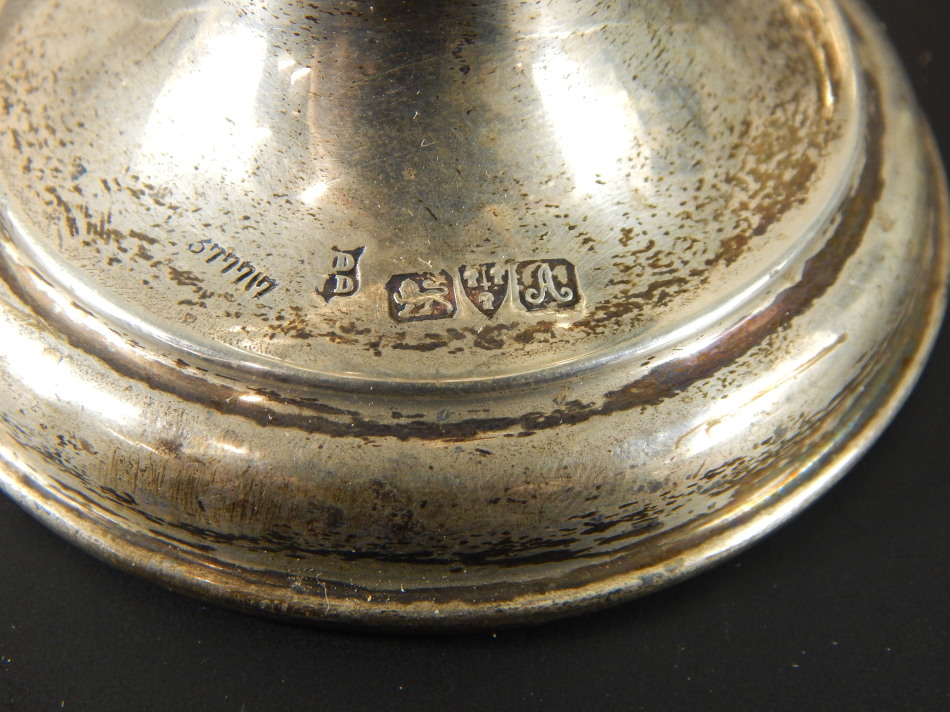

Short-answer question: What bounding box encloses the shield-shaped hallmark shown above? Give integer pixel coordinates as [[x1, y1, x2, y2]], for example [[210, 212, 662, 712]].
[[458, 263, 510, 318]]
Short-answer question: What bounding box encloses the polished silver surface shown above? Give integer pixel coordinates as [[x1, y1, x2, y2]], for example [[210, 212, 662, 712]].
[[0, 0, 946, 628], [0, 0, 863, 386]]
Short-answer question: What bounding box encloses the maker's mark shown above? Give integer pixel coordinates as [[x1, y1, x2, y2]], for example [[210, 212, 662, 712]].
[[316, 246, 365, 302]]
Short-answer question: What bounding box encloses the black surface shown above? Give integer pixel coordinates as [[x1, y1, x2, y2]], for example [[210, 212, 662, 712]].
[[1, 2, 948, 710]]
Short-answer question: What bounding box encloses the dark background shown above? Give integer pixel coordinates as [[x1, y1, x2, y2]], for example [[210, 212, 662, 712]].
[[1, 1, 948, 710]]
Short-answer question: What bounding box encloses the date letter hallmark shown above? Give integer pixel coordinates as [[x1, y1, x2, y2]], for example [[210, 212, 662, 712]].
[[515, 259, 580, 312], [387, 270, 458, 322], [459, 262, 509, 318], [188, 239, 279, 298], [317, 246, 365, 302]]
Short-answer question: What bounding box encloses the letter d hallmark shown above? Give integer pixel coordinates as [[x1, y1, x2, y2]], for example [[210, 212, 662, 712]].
[[316, 246, 365, 302]]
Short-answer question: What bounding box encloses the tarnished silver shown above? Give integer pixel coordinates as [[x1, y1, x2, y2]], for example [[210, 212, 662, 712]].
[[0, 0, 945, 628]]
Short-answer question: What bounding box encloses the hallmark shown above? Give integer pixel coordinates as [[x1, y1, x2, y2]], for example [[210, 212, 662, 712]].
[[383, 258, 581, 323], [459, 262, 509, 318], [515, 259, 580, 312], [387, 270, 458, 322], [317, 246, 365, 302]]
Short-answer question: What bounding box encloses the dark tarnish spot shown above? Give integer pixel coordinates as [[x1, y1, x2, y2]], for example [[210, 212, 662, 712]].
[[0, 78, 884, 447], [155, 437, 184, 458], [619, 228, 637, 248], [392, 341, 449, 352], [578, 504, 659, 536], [127, 228, 160, 246], [469, 323, 516, 351], [577, 275, 690, 329], [246, 388, 359, 417], [513, 320, 557, 345], [44, 186, 80, 237], [305, 500, 346, 532], [365, 479, 422, 544], [164, 264, 203, 289]]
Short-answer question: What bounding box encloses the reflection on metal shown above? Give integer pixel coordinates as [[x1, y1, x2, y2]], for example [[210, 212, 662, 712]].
[[0, 0, 946, 629], [141, 24, 271, 186]]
